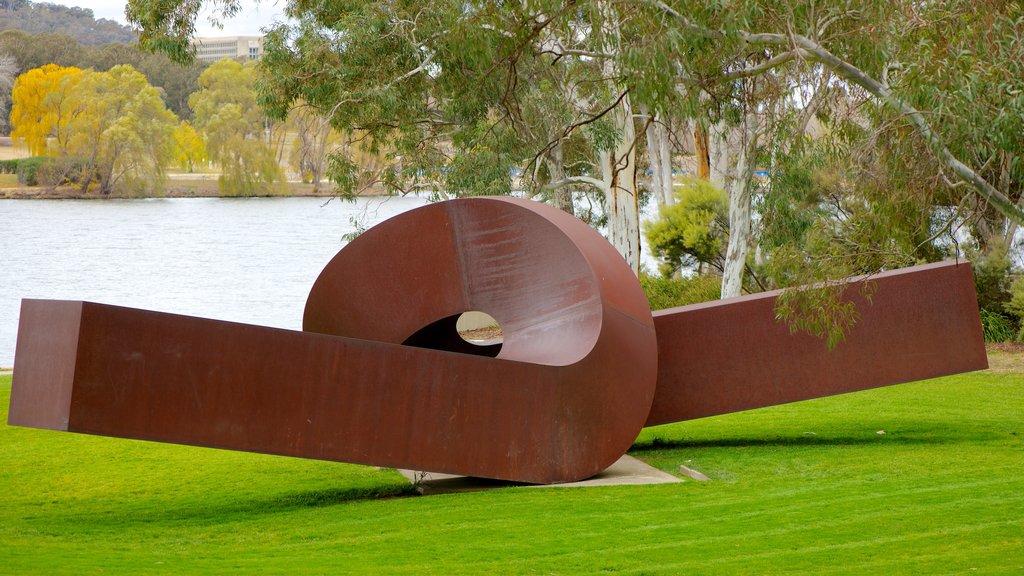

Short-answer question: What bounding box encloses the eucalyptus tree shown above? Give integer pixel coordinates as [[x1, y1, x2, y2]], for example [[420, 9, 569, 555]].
[[616, 0, 1023, 299], [259, 3, 656, 270], [643, 1, 1022, 223], [127, 0, 666, 272], [126, 0, 1023, 287]]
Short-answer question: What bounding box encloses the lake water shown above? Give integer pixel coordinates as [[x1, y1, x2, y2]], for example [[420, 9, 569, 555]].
[[1, 195, 660, 367], [0, 196, 433, 367]]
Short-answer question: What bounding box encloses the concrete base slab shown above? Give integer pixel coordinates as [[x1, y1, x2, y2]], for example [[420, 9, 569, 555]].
[[398, 454, 682, 495]]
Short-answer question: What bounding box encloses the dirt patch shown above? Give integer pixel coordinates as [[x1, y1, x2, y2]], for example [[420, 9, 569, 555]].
[[986, 342, 1024, 354], [985, 344, 1024, 373]]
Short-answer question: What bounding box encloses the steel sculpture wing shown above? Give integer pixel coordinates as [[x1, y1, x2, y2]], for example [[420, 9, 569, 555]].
[[7, 197, 987, 484]]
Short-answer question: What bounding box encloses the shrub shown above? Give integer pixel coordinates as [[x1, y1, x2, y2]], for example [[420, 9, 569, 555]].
[[979, 309, 1015, 343], [640, 274, 721, 311], [34, 157, 96, 188], [0, 157, 48, 186], [15, 157, 46, 186], [1003, 275, 1024, 342], [644, 178, 729, 276]]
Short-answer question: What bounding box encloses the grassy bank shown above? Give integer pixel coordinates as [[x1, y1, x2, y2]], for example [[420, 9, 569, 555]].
[[1, 364, 1022, 574]]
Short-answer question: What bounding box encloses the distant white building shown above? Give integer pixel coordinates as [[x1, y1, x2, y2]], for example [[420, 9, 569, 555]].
[[191, 36, 264, 63]]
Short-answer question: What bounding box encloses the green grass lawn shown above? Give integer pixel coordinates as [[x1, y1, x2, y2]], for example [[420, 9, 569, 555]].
[[1, 367, 1022, 575]]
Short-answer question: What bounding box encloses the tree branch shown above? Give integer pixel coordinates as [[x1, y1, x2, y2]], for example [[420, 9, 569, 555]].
[[717, 50, 797, 83], [780, 37, 1024, 224], [648, 1, 1024, 224], [538, 46, 615, 60], [527, 88, 631, 176], [544, 175, 605, 190]]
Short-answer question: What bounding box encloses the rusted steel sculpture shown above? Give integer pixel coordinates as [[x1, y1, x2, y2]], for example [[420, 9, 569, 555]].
[[8, 197, 987, 484]]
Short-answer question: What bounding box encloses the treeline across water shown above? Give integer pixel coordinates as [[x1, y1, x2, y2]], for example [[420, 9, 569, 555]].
[[0, 28, 205, 123], [3, 54, 382, 198]]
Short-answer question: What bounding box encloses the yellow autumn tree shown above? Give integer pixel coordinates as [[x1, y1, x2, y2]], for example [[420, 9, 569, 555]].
[[10, 63, 178, 194], [173, 120, 207, 173], [9, 64, 83, 156]]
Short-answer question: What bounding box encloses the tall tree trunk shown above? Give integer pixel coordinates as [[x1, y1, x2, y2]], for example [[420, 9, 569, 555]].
[[545, 141, 574, 216], [694, 123, 710, 180], [599, 92, 641, 275], [708, 120, 729, 191], [643, 110, 675, 206], [597, 4, 641, 274], [720, 113, 760, 298]]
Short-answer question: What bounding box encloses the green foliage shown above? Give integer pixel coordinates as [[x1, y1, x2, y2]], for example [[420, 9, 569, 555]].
[[444, 147, 513, 198], [645, 178, 729, 276], [126, 0, 242, 65], [966, 245, 1020, 343], [970, 244, 1014, 316], [121, 0, 1024, 305], [0, 156, 44, 185], [9, 63, 178, 194], [979, 309, 1015, 343], [0, 29, 79, 73], [0, 156, 90, 187], [80, 41, 207, 120], [1003, 276, 1024, 342], [639, 273, 721, 311], [755, 142, 829, 254], [752, 130, 936, 346], [34, 156, 91, 187], [775, 283, 873, 350], [14, 155, 43, 185], [326, 153, 360, 199]]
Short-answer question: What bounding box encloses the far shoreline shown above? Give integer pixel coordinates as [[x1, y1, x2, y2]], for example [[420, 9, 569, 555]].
[[0, 184, 380, 200]]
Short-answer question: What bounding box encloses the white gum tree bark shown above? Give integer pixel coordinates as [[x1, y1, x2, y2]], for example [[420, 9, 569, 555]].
[[713, 113, 760, 299], [598, 92, 642, 274], [595, 4, 642, 275], [643, 109, 675, 206]]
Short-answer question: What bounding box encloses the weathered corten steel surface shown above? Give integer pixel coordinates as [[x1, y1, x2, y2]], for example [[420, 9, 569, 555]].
[[645, 260, 988, 426], [9, 198, 657, 484], [7, 197, 988, 484]]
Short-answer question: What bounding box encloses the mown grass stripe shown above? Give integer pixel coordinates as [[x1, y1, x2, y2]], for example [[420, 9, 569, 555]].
[[2, 370, 1022, 575]]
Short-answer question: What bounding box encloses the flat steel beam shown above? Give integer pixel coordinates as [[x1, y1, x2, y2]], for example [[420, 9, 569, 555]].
[[646, 260, 987, 426]]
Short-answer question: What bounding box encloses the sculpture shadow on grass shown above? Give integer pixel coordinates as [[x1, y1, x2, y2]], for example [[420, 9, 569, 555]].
[[629, 432, 966, 452], [49, 483, 420, 529]]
